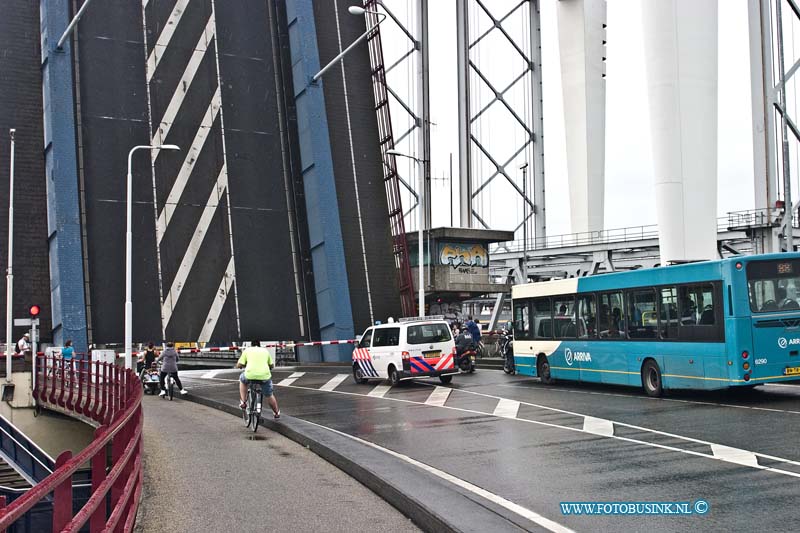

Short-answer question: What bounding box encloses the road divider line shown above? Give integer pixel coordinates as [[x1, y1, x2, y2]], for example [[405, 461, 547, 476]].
[[492, 399, 520, 418], [319, 374, 349, 392], [367, 385, 392, 398], [425, 387, 452, 407], [302, 418, 574, 533], [582, 417, 614, 437], [711, 444, 760, 468]]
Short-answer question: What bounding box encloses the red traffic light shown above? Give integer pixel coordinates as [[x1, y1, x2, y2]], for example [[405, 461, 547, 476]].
[[29, 305, 40, 317]]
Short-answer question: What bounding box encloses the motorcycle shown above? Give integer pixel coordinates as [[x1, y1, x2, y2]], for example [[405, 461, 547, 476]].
[[141, 363, 161, 395], [454, 332, 476, 373], [499, 330, 515, 375]]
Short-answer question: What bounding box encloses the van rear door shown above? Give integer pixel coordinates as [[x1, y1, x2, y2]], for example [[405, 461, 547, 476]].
[[405, 322, 455, 375]]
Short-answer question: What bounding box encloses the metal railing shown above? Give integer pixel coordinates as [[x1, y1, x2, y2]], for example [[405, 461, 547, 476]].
[[0, 356, 143, 532]]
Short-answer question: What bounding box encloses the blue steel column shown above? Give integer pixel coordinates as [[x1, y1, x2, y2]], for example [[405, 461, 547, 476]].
[[285, 0, 355, 361], [40, 2, 88, 353]]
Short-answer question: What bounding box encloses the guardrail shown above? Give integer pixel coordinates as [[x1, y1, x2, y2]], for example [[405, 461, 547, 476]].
[[0, 356, 143, 532]]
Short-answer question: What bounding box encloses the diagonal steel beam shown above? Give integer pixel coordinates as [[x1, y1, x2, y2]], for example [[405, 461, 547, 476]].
[[469, 0, 527, 50], [470, 60, 533, 137], [474, 0, 532, 66], [471, 136, 533, 206], [470, 69, 529, 124], [470, 140, 532, 200]]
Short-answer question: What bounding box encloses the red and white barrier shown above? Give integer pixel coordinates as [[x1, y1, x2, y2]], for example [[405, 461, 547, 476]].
[[100, 339, 359, 357]]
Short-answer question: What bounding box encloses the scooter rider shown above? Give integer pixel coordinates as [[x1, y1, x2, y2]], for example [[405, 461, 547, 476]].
[[454, 327, 477, 372]]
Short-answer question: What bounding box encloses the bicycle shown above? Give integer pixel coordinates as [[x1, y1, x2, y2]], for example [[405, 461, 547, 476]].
[[243, 380, 263, 432]]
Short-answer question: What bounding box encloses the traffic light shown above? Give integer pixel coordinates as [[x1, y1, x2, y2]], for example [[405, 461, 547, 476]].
[[29, 305, 40, 318]]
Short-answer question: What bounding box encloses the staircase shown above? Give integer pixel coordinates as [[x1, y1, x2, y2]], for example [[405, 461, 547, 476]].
[[0, 456, 31, 491], [364, 0, 417, 317]]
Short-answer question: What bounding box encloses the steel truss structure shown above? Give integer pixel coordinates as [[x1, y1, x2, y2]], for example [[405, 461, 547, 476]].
[[458, 0, 544, 246]]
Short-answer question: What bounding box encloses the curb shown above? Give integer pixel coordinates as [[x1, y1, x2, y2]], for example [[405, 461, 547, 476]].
[[184, 393, 458, 533]]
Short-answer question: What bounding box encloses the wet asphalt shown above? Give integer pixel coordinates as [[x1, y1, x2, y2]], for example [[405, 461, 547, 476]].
[[179, 366, 800, 532]]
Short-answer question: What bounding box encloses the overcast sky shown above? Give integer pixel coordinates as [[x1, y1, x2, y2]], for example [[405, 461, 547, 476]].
[[377, 0, 755, 238]]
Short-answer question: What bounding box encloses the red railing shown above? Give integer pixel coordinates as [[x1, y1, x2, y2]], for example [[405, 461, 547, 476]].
[[0, 355, 143, 532]]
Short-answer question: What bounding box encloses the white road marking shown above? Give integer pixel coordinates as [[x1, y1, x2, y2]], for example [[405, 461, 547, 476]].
[[367, 385, 392, 398], [492, 399, 520, 418], [424, 387, 452, 407], [201, 369, 225, 379], [277, 372, 306, 387], [498, 382, 800, 415], [276, 382, 800, 479], [302, 419, 574, 533], [711, 444, 760, 468], [582, 416, 614, 437], [319, 374, 349, 392]]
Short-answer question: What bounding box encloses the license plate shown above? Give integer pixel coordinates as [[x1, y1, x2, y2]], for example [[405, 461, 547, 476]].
[[423, 350, 440, 359], [784, 366, 800, 376]]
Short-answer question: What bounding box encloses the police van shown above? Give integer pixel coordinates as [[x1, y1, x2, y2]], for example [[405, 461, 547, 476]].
[[352, 316, 458, 386]]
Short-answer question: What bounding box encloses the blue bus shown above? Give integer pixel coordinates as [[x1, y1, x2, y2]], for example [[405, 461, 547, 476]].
[[511, 253, 800, 396]]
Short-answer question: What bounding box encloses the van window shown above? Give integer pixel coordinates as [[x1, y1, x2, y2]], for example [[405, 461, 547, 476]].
[[358, 329, 373, 348], [407, 323, 452, 344], [373, 327, 400, 347]]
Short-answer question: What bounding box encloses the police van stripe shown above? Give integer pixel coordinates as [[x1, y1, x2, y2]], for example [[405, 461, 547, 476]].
[[364, 360, 379, 377]]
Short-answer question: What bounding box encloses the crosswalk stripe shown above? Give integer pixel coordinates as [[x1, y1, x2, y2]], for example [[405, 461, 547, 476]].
[[492, 399, 520, 418], [582, 416, 614, 437], [277, 378, 297, 387], [288, 372, 305, 379], [320, 374, 349, 392], [711, 444, 760, 468], [367, 384, 392, 398], [424, 386, 452, 407]]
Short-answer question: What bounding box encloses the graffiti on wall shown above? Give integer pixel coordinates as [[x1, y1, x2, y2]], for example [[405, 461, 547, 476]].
[[439, 243, 489, 269]]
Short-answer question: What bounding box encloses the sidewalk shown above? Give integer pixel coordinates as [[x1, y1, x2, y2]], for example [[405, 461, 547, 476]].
[[135, 395, 419, 532]]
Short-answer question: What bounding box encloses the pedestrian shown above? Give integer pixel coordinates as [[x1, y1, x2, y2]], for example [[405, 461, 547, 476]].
[[237, 341, 280, 419], [15, 333, 30, 355], [465, 315, 481, 344], [61, 339, 75, 376], [138, 342, 158, 376], [157, 342, 188, 396]]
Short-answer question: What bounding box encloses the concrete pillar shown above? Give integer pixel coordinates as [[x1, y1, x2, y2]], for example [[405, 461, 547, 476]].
[[557, 0, 607, 234], [641, 0, 718, 263]]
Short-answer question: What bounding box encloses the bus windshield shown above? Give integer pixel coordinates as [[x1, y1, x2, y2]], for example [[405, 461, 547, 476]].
[[747, 259, 800, 313]]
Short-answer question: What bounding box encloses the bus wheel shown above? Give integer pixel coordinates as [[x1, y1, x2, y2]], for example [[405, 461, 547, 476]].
[[641, 359, 663, 397], [389, 366, 401, 387], [352, 364, 368, 384], [537, 355, 554, 385]]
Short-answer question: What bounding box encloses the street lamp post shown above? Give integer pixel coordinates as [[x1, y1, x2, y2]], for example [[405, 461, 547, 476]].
[[387, 149, 427, 317], [125, 144, 179, 369], [311, 6, 387, 82]]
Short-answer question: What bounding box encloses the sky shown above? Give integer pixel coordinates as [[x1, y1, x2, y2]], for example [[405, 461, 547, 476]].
[[377, 0, 757, 238]]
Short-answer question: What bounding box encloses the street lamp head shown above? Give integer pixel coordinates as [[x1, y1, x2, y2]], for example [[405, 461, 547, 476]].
[[156, 144, 180, 151], [348, 6, 366, 16]]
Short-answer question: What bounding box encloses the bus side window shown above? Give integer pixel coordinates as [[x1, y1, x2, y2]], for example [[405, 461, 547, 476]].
[[533, 298, 552, 339], [659, 287, 678, 339], [577, 294, 596, 339], [627, 289, 657, 339], [599, 292, 624, 339]]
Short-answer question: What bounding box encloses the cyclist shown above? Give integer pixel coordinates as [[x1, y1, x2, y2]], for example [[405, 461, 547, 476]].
[[138, 342, 158, 376], [236, 341, 280, 419], [157, 342, 188, 397]]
